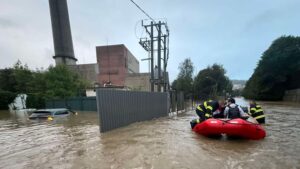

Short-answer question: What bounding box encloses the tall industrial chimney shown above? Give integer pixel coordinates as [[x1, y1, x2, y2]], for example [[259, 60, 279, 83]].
[[49, 0, 77, 65]]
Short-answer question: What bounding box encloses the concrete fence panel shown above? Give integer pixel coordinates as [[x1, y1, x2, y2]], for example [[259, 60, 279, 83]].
[[96, 89, 168, 133], [177, 91, 185, 111]]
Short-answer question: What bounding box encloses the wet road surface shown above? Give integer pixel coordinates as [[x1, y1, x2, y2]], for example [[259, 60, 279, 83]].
[[0, 100, 299, 169]]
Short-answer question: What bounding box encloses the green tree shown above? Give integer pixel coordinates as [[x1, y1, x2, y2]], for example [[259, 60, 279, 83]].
[[194, 64, 232, 99], [13, 60, 34, 93], [172, 58, 194, 98], [43, 65, 87, 99], [0, 61, 88, 110], [26, 65, 88, 108], [243, 36, 300, 100], [26, 70, 47, 108], [0, 68, 17, 92], [0, 90, 17, 109], [0, 67, 18, 109], [0, 60, 35, 94]]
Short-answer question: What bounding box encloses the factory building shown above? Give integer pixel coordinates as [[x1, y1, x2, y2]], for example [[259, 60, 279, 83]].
[[96, 44, 140, 87], [48, 0, 158, 93]]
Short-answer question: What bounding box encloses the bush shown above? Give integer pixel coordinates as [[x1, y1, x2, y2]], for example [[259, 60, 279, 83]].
[[26, 94, 45, 109], [0, 90, 17, 110]]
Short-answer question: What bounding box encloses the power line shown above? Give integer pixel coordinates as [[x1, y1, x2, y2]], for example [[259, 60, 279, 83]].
[[129, 0, 155, 21]]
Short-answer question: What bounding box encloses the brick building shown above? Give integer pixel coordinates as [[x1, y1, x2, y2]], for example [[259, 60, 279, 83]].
[[96, 44, 139, 86], [69, 44, 157, 94]]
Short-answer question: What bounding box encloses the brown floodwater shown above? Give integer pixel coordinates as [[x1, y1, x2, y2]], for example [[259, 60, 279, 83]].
[[0, 99, 299, 169]]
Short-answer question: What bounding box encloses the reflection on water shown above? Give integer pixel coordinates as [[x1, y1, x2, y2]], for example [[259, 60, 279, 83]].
[[0, 99, 300, 169], [234, 97, 250, 107]]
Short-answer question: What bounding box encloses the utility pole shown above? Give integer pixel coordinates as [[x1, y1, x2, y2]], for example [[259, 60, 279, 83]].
[[163, 35, 167, 92], [130, 0, 169, 92], [139, 20, 169, 92], [150, 22, 154, 91], [157, 21, 162, 92]]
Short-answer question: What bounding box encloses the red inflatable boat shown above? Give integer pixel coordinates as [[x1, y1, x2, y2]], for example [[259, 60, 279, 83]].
[[192, 118, 266, 140]]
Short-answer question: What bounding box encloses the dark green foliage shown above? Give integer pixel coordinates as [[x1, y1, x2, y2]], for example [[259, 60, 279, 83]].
[[172, 60, 232, 100], [172, 58, 194, 98], [13, 61, 34, 93], [0, 61, 35, 94], [0, 68, 17, 92], [243, 36, 300, 100], [0, 90, 17, 109], [44, 65, 87, 99], [171, 79, 177, 91], [286, 70, 300, 90], [194, 64, 232, 99], [26, 93, 46, 109], [0, 61, 88, 110]]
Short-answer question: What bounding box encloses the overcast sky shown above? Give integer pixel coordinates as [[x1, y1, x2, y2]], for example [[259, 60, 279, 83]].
[[0, 0, 299, 81]]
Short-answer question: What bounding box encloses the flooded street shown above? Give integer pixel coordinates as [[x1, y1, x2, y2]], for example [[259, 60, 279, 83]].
[[0, 100, 300, 169]]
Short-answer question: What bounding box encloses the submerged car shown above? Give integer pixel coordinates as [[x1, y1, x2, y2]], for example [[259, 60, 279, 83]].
[[28, 108, 76, 120]]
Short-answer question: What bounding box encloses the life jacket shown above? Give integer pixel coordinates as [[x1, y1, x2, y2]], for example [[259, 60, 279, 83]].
[[250, 104, 265, 120], [227, 104, 241, 119], [196, 100, 218, 118]]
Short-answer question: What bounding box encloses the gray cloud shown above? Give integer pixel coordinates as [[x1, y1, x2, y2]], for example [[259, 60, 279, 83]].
[[0, 0, 300, 81], [0, 17, 17, 28]]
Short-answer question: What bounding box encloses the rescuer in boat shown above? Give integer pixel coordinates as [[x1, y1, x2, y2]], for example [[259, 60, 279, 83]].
[[224, 98, 249, 119], [191, 100, 225, 128], [249, 100, 265, 124]]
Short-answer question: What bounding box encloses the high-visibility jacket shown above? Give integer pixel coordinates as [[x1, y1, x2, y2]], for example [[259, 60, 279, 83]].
[[249, 104, 265, 120], [196, 100, 219, 118]]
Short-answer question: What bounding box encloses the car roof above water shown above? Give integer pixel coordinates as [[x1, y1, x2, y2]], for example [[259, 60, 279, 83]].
[[33, 108, 69, 113]]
